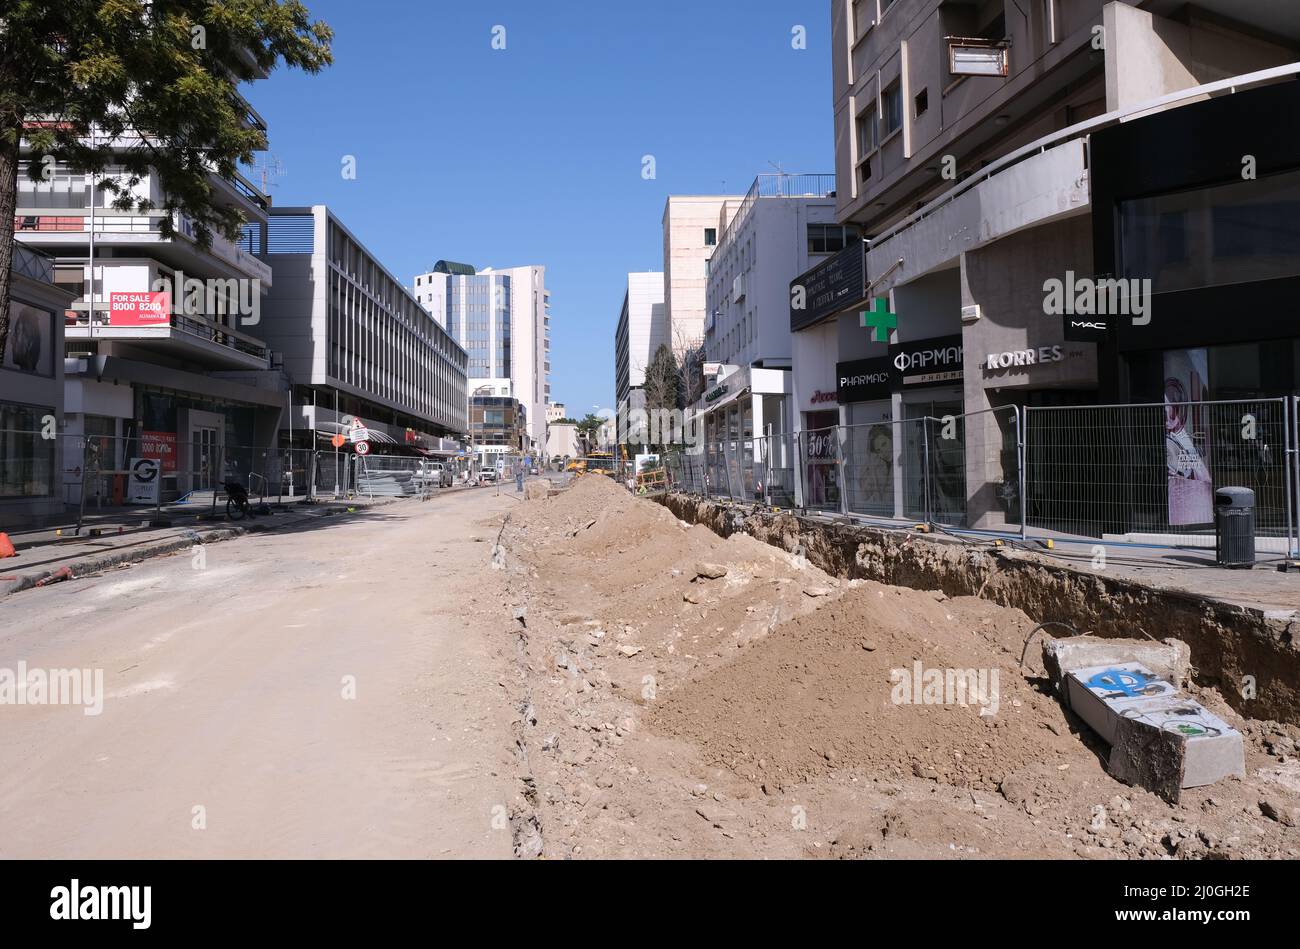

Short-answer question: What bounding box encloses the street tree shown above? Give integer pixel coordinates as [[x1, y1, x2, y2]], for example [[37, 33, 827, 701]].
[[0, 0, 333, 362]]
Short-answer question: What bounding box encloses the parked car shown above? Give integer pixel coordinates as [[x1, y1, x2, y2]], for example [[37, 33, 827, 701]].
[[478, 468, 498, 484], [415, 461, 454, 488]]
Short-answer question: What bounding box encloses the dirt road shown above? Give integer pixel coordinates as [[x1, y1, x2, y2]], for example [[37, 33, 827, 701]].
[[0, 487, 523, 858]]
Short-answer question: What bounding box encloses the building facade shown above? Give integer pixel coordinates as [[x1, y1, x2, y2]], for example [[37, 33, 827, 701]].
[[662, 195, 740, 352], [16, 100, 283, 499], [0, 246, 75, 526], [469, 394, 527, 469], [257, 207, 468, 454], [413, 261, 551, 450], [613, 271, 666, 411], [809, 0, 1300, 525]]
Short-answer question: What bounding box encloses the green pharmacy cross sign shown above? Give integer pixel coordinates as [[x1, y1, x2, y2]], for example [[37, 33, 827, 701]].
[[861, 298, 896, 343]]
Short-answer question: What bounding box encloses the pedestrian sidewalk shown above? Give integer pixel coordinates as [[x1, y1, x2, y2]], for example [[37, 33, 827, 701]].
[[0, 494, 409, 600]]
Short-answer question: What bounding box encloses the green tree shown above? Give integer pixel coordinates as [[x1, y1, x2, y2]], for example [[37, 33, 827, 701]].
[[0, 0, 333, 362], [640, 343, 681, 449]]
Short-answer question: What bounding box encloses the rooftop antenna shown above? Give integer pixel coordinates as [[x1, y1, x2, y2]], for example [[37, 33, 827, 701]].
[[767, 160, 788, 176], [250, 153, 285, 195]]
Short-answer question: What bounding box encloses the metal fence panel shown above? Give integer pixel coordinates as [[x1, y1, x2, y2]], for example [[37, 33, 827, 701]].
[[1025, 399, 1291, 544]]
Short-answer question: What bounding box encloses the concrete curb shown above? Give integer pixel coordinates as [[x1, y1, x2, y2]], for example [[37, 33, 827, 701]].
[[0, 498, 401, 602]]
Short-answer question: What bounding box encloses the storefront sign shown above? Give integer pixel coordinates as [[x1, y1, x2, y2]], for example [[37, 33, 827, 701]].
[[810, 390, 837, 405], [790, 244, 865, 332], [127, 457, 161, 505], [704, 384, 728, 404], [108, 292, 171, 328], [140, 430, 178, 474], [837, 356, 894, 403], [982, 346, 1064, 372], [889, 335, 963, 387]]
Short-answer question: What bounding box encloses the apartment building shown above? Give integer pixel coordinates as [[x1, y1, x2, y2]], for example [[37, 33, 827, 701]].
[[662, 195, 741, 353], [613, 271, 666, 411], [469, 394, 527, 469], [413, 261, 551, 450], [256, 207, 469, 453], [15, 96, 281, 499], [809, 0, 1300, 525]]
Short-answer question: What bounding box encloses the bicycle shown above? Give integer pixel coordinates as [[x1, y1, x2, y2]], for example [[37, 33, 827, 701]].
[[224, 480, 252, 521]]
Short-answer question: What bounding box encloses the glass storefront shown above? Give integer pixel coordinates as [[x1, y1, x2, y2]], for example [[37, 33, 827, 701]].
[[0, 402, 56, 498]]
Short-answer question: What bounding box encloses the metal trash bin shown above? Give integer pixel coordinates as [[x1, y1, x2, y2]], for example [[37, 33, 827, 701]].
[[1214, 486, 1256, 568]]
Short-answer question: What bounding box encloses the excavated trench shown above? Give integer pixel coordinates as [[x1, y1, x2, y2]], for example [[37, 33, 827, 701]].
[[654, 492, 1300, 725]]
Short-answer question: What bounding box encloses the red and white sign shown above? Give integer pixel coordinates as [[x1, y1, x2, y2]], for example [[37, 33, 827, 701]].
[[109, 292, 171, 328], [354, 441, 370, 456], [141, 430, 178, 473]]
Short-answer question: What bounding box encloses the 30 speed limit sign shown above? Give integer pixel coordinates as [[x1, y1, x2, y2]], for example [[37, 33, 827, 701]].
[[355, 441, 371, 456]]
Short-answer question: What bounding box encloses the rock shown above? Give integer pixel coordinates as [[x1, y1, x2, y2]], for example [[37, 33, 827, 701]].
[[998, 775, 1030, 806], [617, 645, 643, 658], [1122, 827, 1146, 848], [523, 481, 549, 501], [1260, 799, 1298, 827], [683, 592, 700, 604], [694, 563, 728, 580], [803, 586, 833, 597]]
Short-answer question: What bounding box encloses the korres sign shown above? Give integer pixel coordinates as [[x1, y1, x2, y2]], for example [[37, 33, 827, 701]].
[[983, 345, 1064, 371], [890, 334, 963, 387], [790, 244, 865, 332], [837, 356, 893, 403]]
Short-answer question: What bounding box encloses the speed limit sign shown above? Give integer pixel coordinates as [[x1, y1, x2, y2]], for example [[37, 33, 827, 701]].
[[355, 441, 370, 456]]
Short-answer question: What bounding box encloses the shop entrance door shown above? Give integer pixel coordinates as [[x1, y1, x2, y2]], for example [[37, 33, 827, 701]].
[[192, 426, 220, 492]]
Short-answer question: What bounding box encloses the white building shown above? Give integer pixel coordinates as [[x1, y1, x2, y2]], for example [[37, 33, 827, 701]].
[[413, 261, 551, 449], [613, 271, 666, 410]]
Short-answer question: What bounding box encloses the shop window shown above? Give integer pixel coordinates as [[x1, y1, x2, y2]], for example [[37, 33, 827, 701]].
[[0, 403, 57, 498]]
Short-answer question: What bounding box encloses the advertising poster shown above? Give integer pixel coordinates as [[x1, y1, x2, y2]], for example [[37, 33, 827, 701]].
[[1163, 348, 1213, 526], [141, 431, 178, 474], [2, 300, 54, 376]]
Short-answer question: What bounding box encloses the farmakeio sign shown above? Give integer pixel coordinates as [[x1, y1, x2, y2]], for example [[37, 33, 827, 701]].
[[890, 334, 963, 387], [790, 244, 865, 332], [837, 355, 893, 403]]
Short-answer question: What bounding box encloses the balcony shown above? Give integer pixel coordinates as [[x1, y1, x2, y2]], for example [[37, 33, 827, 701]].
[[14, 211, 272, 285], [65, 309, 271, 371], [712, 173, 836, 264]]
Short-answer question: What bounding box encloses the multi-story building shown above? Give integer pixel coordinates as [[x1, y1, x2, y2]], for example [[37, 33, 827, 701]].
[[702, 174, 843, 442], [1, 245, 75, 526], [469, 394, 527, 469], [15, 95, 282, 498], [413, 261, 550, 450], [613, 271, 666, 412], [256, 206, 468, 455], [662, 195, 740, 352], [811, 0, 1300, 525], [546, 402, 568, 423]]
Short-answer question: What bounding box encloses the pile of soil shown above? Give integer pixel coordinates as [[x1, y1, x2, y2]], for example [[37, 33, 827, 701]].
[[499, 474, 1300, 860]]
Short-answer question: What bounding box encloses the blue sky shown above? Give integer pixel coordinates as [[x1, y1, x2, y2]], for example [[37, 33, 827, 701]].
[[251, 0, 834, 415]]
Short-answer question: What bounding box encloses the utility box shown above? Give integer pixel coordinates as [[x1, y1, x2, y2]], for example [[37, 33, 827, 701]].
[[1214, 486, 1256, 568]]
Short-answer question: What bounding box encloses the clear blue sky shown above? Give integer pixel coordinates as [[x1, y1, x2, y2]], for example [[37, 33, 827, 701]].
[[251, 0, 834, 416]]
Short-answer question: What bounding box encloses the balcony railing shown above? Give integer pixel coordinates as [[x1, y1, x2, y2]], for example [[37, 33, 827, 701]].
[[11, 244, 55, 282], [712, 173, 836, 264], [66, 309, 271, 363]]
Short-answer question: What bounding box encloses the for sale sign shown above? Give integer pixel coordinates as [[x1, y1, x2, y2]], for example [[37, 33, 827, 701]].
[[141, 430, 178, 473], [109, 292, 171, 328]]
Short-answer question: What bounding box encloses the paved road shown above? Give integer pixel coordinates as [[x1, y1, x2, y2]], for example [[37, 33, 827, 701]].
[[0, 487, 522, 858]]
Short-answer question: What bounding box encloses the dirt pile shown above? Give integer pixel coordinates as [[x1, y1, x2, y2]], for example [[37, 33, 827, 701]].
[[498, 475, 1300, 859]]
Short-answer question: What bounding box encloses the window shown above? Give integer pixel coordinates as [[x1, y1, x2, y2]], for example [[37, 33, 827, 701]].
[[704, 228, 717, 246], [808, 224, 861, 255], [881, 82, 903, 138], [852, 0, 871, 38], [856, 107, 878, 157], [880, 0, 900, 13], [914, 88, 929, 117]]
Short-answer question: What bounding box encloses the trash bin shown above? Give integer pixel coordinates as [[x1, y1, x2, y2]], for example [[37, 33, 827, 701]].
[[1214, 486, 1256, 568]]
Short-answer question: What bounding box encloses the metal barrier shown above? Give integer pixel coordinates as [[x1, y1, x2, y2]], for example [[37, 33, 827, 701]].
[[1024, 399, 1292, 550]]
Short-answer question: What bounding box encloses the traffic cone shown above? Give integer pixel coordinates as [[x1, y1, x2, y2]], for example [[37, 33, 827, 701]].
[[0, 533, 15, 559]]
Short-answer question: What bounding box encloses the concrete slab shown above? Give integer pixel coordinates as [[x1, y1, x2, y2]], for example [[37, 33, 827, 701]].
[[1043, 635, 1191, 689], [1065, 662, 1245, 802]]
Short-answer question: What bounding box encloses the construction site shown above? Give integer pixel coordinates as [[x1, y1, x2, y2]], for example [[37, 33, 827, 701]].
[[492, 474, 1300, 859]]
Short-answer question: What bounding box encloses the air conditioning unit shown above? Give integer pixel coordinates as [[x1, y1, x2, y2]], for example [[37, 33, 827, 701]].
[[732, 273, 746, 304]]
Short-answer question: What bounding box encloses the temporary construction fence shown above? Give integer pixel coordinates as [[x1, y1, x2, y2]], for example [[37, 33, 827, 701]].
[[663, 397, 1300, 555], [0, 428, 467, 536]]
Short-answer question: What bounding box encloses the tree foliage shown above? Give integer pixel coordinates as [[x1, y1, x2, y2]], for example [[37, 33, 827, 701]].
[[0, 0, 333, 360]]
